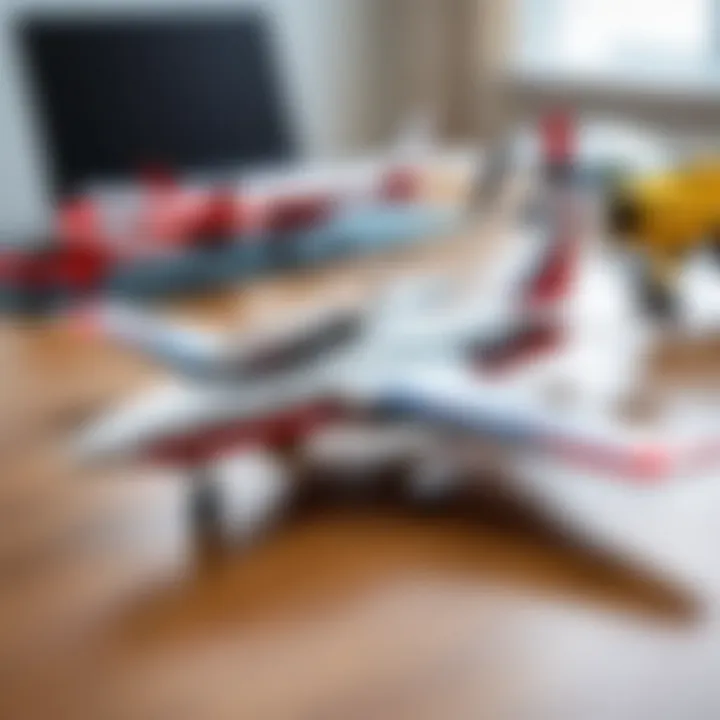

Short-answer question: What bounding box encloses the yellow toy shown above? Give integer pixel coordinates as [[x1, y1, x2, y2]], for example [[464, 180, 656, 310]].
[[609, 158, 720, 317]]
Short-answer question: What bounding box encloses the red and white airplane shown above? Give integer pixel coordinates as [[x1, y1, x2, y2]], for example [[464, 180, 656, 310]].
[[70, 114, 720, 542], [58, 116, 456, 254]]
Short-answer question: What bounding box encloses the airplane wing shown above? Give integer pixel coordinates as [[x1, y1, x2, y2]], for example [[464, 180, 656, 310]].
[[74, 303, 231, 380], [73, 300, 364, 382], [355, 358, 720, 485]]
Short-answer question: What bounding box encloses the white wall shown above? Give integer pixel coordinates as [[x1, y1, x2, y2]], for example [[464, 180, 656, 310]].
[[0, 0, 386, 237]]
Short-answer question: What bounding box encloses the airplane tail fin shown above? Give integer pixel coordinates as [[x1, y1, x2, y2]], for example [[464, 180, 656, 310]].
[[471, 231, 578, 372], [540, 108, 576, 181], [522, 109, 583, 309], [474, 110, 582, 369]]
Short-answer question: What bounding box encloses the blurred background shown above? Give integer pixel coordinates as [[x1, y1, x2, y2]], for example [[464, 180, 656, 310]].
[[4, 0, 720, 232], [2, 0, 513, 238]]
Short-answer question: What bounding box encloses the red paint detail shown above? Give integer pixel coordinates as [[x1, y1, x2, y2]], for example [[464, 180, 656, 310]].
[[139, 164, 178, 192], [0, 243, 112, 294], [264, 194, 335, 235], [541, 110, 575, 167], [631, 446, 672, 480], [477, 323, 564, 373], [137, 186, 196, 247], [188, 189, 239, 244], [523, 235, 577, 308], [0, 249, 58, 290], [549, 438, 671, 482], [379, 167, 419, 203], [239, 198, 266, 235], [56, 245, 113, 291], [148, 400, 344, 465], [0, 251, 26, 281], [57, 197, 106, 249]]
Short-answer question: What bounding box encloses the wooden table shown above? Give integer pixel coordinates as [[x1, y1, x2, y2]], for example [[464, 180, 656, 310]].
[[3, 204, 720, 720]]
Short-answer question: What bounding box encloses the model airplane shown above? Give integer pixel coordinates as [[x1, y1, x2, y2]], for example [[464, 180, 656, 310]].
[[71, 112, 720, 544], [0, 117, 466, 314], [70, 116, 572, 465], [61, 115, 446, 253], [70, 157, 424, 253]]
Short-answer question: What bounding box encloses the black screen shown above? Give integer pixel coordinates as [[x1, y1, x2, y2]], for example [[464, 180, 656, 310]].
[[20, 11, 296, 196]]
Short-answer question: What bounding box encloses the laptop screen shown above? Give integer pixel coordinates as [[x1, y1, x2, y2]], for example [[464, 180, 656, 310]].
[[20, 11, 296, 196]]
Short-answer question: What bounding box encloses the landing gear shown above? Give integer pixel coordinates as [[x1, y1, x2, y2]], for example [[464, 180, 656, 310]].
[[186, 446, 298, 556], [628, 251, 679, 322], [408, 453, 460, 504], [188, 466, 225, 550], [639, 274, 677, 321]]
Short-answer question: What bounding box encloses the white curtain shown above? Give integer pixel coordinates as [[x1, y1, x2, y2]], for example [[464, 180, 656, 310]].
[[374, 0, 516, 143]]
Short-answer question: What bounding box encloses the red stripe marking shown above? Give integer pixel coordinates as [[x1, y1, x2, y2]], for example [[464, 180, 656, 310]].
[[56, 197, 102, 246], [477, 323, 564, 373], [186, 189, 240, 243], [264, 195, 335, 235], [379, 167, 419, 203], [148, 400, 344, 465], [541, 110, 575, 166], [0, 251, 58, 289], [549, 437, 672, 483], [56, 246, 113, 291], [524, 235, 578, 308]]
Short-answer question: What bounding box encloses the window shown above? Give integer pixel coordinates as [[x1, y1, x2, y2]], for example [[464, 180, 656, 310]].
[[519, 0, 718, 80]]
